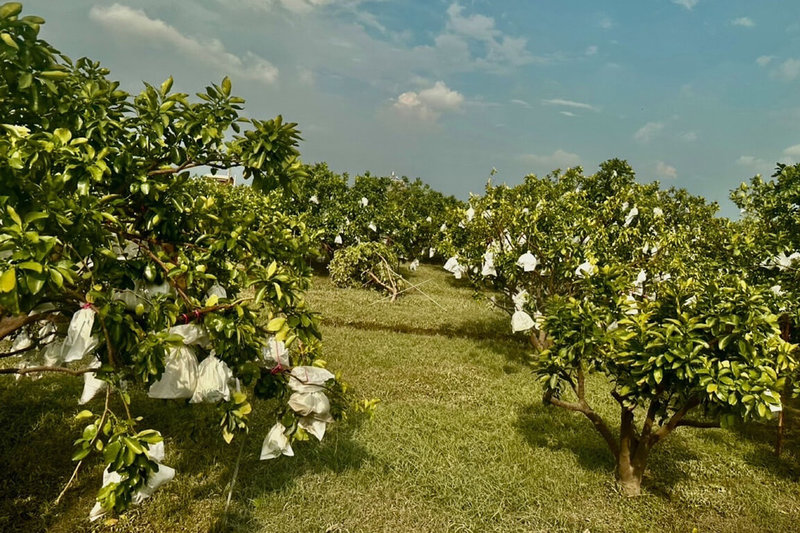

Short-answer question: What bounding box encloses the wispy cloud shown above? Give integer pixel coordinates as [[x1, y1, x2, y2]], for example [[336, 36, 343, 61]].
[[510, 99, 532, 108], [673, 0, 699, 10], [542, 98, 598, 111], [756, 55, 773, 66], [90, 4, 279, 84], [732, 17, 755, 27], [679, 131, 698, 142], [772, 58, 800, 80], [736, 155, 769, 173], [598, 16, 614, 30], [783, 144, 800, 158], [585, 45, 598, 56], [560, 111, 577, 117], [393, 81, 464, 122], [655, 161, 677, 179], [443, 3, 539, 69], [520, 149, 581, 170], [633, 121, 664, 143]]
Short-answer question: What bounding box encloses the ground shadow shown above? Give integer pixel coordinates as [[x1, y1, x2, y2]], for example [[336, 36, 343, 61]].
[[515, 402, 616, 474], [515, 401, 701, 496], [0, 374, 371, 533]]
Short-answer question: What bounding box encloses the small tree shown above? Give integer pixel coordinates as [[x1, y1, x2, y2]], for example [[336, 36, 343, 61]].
[[329, 242, 405, 300]]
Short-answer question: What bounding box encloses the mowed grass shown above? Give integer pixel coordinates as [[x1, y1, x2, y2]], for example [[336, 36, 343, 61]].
[[2, 264, 800, 532]]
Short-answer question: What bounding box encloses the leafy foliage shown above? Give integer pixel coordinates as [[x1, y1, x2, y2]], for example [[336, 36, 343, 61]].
[[0, 2, 350, 520], [442, 160, 798, 494], [276, 163, 462, 262]]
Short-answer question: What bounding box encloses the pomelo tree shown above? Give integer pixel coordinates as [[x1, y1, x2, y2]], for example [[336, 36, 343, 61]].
[[731, 163, 800, 454], [0, 2, 352, 520], [443, 161, 796, 495]]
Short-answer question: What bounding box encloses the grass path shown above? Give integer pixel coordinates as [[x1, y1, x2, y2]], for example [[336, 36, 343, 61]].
[[2, 265, 800, 532]]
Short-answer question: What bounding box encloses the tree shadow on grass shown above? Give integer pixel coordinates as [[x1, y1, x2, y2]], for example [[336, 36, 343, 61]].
[[0, 375, 371, 533], [206, 411, 372, 533], [515, 402, 616, 474], [515, 402, 701, 496], [0, 375, 86, 533], [722, 418, 800, 483]]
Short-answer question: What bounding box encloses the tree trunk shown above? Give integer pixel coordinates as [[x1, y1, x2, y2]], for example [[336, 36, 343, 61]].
[[615, 416, 650, 497], [616, 446, 650, 496]]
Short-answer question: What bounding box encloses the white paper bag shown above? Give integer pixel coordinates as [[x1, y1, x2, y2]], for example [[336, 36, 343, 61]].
[[190, 356, 233, 403], [148, 345, 199, 399]]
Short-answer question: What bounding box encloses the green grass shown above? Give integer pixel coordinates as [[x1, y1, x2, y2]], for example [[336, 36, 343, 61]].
[[2, 264, 800, 532]]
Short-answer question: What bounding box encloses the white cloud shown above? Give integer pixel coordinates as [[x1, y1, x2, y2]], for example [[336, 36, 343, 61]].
[[586, 45, 598, 56], [442, 3, 538, 69], [756, 55, 773, 67], [673, 0, 699, 10], [598, 16, 614, 30], [783, 144, 800, 158], [520, 149, 581, 170], [221, 0, 330, 14], [90, 4, 278, 84], [560, 111, 577, 117], [633, 121, 664, 143], [680, 131, 698, 142], [393, 81, 464, 122], [773, 58, 800, 81], [732, 17, 755, 28], [655, 161, 678, 179], [736, 155, 769, 173], [542, 98, 598, 111], [510, 99, 532, 108]]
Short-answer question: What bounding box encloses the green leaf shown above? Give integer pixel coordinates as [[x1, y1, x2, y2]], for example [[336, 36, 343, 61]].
[[53, 128, 72, 144], [123, 436, 143, 455], [160, 75, 173, 95], [18, 72, 32, 90], [0, 268, 16, 292], [266, 316, 286, 332], [7, 205, 22, 227], [71, 446, 91, 462], [0, 2, 23, 19], [75, 410, 94, 420], [40, 70, 69, 79], [17, 261, 42, 273], [221, 76, 231, 96], [0, 32, 18, 50]]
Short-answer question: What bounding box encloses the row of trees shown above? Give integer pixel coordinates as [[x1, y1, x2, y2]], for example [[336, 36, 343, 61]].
[[441, 160, 799, 494], [275, 163, 463, 263]]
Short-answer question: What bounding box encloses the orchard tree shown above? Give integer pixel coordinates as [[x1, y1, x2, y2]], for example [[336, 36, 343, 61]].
[[732, 162, 800, 454], [0, 2, 354, 520], [278, 164, 461, 263], [442, 161, 797, 495]]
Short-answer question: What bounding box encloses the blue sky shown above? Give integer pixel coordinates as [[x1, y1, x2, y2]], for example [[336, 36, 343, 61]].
[[23, 0, 800, 216]]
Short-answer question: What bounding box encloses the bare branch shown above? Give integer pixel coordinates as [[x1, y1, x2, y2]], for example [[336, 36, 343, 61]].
[[0, 365, 96, 377], [0, 310, 60, 342], [651, 397, 700, 444], [675, 418, 720, 429]]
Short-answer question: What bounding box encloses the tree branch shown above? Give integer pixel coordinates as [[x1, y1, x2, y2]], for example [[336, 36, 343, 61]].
[[675, 418, 720, 429], [0, 365, 96, 377], [0, 310, 60, 342], [140, 246, 193, 305], [544, 388, 620, 458], [55, 386, 112, 505], [651, 397, 700, 444]]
